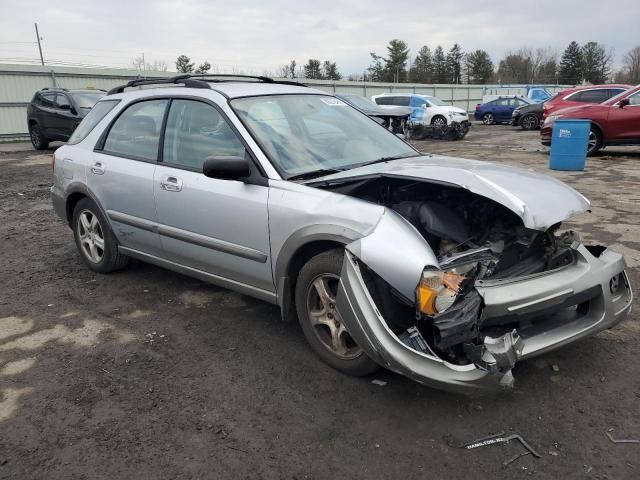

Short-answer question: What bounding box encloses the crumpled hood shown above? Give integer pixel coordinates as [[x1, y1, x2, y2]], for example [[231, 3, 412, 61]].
[[308, 155, 590, 230]]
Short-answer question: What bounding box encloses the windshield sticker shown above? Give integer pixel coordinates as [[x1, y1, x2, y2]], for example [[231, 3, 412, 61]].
[[321, 97, 347, 106]]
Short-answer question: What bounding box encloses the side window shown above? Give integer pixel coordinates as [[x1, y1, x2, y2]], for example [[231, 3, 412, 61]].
[[68, 99, 119, 145], [579, 90, 608, 103], [393, 96, 410, 106], [374, 96, 393, 106], [41, 93, 56, 108], [103, 99, 168, 161], [56, 94, 71, 109], [162, 100, 244, 170], [628, 92, 640, 106], [609, 89, 625, 99]]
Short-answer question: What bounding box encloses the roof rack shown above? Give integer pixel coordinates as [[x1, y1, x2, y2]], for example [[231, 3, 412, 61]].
[[173, 74, 308, 88], [106, 74, 307, 95]]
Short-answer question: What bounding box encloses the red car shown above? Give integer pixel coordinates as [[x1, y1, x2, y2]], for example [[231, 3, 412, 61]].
[[542, 84, 632, 120], [541, 85, 640, 155]]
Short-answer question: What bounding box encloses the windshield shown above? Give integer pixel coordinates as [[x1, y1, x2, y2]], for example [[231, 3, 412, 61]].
[[70, 92, 105, 109], [605, 86, 637, 105], [231, 94, 417, 178], [425, 96, 447, 107], [339, 95, 379, 111]]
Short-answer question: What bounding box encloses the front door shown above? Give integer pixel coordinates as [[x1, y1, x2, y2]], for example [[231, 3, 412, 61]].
[[153, 99, 273, 294], [607, 90, 640, 141]]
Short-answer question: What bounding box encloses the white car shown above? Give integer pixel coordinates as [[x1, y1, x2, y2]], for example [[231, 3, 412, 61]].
[[371, 93, 469, 129]]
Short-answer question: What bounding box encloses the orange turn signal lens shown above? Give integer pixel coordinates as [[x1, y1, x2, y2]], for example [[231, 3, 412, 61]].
[[417, 284, 438, 315]]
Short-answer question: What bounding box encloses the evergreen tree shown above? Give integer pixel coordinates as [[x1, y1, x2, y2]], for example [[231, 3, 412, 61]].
[[175, 55, 195, 73], [195, 61, 211, 74], [581, 42, 611, 84], [385, 39, 410, 82], [303, 59, 323, 79], [465, 50, 494, 84], [367, 53, 386, 82], [446, 43, 464, 83], [323, 60, 341, 80], [432, 45, 448, 83], [412, 46, 432, 83], [559, 41, 583, 84]]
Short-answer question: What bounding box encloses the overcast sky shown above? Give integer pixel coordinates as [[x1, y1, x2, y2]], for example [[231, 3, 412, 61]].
[[0, 0, 638, 75]]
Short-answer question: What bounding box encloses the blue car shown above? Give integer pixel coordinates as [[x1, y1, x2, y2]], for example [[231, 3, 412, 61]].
[[474, 96, 531, 125]]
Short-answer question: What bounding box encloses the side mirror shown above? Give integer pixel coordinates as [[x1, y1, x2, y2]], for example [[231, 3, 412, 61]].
[[203, 154, 251, 180], [421, 103, 428, 109], [618, 98, 630, 108]]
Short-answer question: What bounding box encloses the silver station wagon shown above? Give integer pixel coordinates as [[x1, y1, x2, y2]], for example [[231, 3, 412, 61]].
[[51, 75, 633, 393]]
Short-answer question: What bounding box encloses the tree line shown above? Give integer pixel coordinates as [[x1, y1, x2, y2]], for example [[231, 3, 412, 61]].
[[132, 45, 640, 85]]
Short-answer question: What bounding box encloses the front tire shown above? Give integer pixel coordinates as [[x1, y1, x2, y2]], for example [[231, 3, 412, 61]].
[[520, 114, 539, 130], [29, 124, 48, 150], [295, 249, 378, 376], [72, 198, 129, 273]]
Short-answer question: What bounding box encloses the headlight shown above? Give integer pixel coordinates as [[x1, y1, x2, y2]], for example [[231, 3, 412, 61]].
[[545, 114, 562, 124], [416, 266, 473, 315]]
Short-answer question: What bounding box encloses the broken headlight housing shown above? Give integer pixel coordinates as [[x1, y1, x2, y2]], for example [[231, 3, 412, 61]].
[[416, 263, 476, 315]]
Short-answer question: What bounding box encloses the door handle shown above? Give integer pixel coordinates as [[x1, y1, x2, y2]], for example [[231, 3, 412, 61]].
[[160, 175, 183, 192], [91, 162, 105, 175]]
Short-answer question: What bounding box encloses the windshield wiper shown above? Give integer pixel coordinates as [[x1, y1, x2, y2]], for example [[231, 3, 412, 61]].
[[287, 168, 344, 181], [358, 153, 417, 167]]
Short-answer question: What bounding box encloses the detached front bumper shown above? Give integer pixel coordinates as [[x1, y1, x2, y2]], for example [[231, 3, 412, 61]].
[[336, 245, 632, 394]]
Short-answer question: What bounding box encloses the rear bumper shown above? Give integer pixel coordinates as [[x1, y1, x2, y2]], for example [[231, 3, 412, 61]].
[[51, 185, 67, 222], [540, 124, 552, 145], [336, 245, 632, 394]]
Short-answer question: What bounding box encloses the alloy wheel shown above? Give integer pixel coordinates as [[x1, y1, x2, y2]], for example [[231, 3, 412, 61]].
[[522, 115, 538, 129], [483, 113, 494, 125], [77, 210, 105, 263], [305, 273, 361, 360], [30, 129, 41, 148], [587, 131, 598, 153]]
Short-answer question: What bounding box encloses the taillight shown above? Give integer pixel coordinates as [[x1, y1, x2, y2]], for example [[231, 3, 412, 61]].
[[475, 104, 481, 111]]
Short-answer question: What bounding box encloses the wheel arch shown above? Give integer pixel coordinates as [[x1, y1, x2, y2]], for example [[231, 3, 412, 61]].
[[274, 225, 362, 322], [64, 183, 110, 228]]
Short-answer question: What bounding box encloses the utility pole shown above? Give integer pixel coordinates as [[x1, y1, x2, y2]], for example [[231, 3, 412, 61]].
[[141, 52, 146, 71], [34, 23, 44, 65]]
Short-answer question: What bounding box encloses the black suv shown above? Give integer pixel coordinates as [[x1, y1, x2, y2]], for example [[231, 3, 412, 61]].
[[27, 88, 105, 149]]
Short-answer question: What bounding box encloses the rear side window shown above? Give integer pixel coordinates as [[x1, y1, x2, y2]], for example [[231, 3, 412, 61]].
[[103, 99, 168, 161], [162, 100, 244, 170], [393, 96, 410, 106], [574, 90, 610, 103], [68, 99, 120, 145], [374, 96, 393, 106], [41, 93, 56, 108]]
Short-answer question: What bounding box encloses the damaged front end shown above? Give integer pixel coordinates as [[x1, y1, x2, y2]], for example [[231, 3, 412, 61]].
[[329, 177, 633, 393]]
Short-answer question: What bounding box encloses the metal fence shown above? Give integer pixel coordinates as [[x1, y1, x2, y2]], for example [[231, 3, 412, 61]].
[[0, 64, 569, 141]]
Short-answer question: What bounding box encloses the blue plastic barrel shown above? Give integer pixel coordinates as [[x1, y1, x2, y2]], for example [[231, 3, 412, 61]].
[[549, 119, 590, 171]]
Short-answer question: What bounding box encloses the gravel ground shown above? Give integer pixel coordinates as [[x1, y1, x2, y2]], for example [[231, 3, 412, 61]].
[[0, 125, 638, 480]]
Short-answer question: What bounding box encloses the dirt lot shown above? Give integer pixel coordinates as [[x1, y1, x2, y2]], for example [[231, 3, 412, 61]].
[[1, 125, 638, 480]]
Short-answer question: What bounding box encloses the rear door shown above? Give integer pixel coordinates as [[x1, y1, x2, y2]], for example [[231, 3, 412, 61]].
[[153, 98, 273, 294], [607, 90, 640, 141], [38, 92, 59, 137], [90, 98, 167, 256]]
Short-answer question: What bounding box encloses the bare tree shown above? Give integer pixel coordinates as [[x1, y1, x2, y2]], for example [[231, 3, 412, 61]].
[[131, 57, 168, 72], [622, 46, 640, 84]]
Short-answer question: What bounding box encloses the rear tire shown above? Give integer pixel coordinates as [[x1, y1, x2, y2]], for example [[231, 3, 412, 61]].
[[72, 198, 129, 273], [587, 127, 603, 156], [295, 249, 378, 377], [29, 124, 48, 150], [482, 113, 495, 125]]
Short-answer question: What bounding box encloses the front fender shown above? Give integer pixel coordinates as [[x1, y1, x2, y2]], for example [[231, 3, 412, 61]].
[[345, 208, 438, 300]]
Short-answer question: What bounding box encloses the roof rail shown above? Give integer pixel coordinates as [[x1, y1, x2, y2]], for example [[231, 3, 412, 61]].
[[106, 76, 212, 95], [106, 74, 308, 95], [173, 74, 308, 88], [41, 87, 69, 92]]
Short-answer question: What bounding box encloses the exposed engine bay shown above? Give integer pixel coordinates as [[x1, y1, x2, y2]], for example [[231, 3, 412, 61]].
[[318, 176, 581, 367]]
